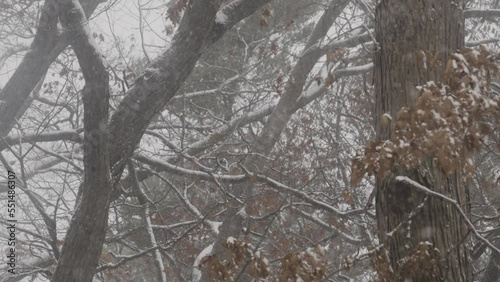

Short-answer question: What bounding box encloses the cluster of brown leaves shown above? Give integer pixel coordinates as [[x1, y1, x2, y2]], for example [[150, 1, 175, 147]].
[[371, 248, 394, 282], [352, 46, 500, 186], [400, 242, 440, 280], [326, 48, 348, 64], [199, 239, 327, 281], [372, 243, 440, 282], [279, 246, 327, 282], [260, 6, 273, 28], [199, 238, 269, 281]]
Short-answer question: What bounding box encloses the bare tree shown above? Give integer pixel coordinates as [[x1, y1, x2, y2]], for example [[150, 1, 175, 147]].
[[1, 0, 500, 281]]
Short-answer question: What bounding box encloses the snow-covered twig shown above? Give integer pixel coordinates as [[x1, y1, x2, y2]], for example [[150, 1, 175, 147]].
[[395, 176, 500, 255], [135, 153, 364, 219]]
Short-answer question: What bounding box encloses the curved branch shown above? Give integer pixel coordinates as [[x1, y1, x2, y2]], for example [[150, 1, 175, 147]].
[[0, 0, 103, 138], [464, 9, 500, 19], [395, 176, 500, 255], [133, 153, 364, 219]]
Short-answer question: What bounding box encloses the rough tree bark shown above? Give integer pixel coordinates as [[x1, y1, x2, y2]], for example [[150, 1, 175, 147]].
[[0, 0, 274, 278], [5, 0, 495, 280], [374, 0, 471, 281], [43, 0, 271, 280], [107, 0, 273, 190], [481, 239, 500, 282], [51, 0, 111, 281]]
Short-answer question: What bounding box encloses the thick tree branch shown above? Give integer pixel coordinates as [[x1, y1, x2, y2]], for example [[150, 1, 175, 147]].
[[107, 0, 273, 187], [0, 0, 103, 138], [0, 130, 83, 151], [254, 1, 351, 156], [464, 9, 500, 19], [52, 0, 111, 280]]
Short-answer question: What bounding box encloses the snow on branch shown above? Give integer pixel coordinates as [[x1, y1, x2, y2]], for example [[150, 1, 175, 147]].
[[0, 0, 104, 139], [53, 0, 112, 280], [320, 33, 373, 54], [207, 0, 272, 42], [292, 207, 365, 245], [134, 153, 364, 219], [466, 38, 500, 47], [351, 46, 500, 186], [464, 9, 500, 19], [0, 130, 83, 151], [128, 162, 167, 282], [395, 176, 500, 255], [293, 63, 374, 112]]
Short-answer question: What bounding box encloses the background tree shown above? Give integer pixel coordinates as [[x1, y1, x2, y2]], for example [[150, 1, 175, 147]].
[[0, 0, 499, 281]]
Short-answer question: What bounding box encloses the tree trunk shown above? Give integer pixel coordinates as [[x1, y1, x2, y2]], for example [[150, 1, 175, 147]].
[[50, 1, 272, 280], [51, 0, 112, 281], [374, 0, 472, 281], [0, 0, 272, 280]]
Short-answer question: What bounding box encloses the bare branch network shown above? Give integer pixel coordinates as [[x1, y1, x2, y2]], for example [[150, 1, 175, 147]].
[[0, 0, 499, 281]]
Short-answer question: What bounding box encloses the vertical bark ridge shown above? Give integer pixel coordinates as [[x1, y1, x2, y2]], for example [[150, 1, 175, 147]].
[[374, 0, 471, 281]]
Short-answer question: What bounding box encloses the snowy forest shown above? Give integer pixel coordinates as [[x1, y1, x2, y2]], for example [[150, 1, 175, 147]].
[[0, 0, 500, 281]]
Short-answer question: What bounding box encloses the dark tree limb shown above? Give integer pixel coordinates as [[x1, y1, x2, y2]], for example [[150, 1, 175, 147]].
[[107, 0, 273, 187], [51, 0, 111, 281], [0, 0, 103, 138]]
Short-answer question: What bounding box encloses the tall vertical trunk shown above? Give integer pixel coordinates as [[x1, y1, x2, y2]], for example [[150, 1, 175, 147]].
[[374, 0, 472, 281], [51, 1, 111, 281]]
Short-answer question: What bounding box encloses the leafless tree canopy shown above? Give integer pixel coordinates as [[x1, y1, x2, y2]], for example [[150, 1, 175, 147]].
[[0, 0, 499, 281]]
